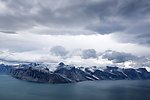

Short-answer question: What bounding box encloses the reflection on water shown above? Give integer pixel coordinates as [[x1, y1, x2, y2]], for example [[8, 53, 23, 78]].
[[0, 75, 150, 100]]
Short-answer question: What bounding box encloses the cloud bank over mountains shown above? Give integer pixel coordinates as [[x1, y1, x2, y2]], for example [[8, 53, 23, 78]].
[[101, 50, 139, 63], [0, 0, 149, 68], [0, 46, 149, 69]]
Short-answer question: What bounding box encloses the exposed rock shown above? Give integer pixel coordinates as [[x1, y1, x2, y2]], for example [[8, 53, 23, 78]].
[[1, 63, 150, 84], [11, 67, 73, 84], [0, 64, 15, 74], [54, 66, 98, 82]]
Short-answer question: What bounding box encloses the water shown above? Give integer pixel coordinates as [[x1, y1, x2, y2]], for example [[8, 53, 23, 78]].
[[0, 75, 150, 100]]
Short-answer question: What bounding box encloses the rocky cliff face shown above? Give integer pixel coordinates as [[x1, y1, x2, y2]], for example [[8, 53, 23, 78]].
[[91, 66, 150, 80], [0, 64, 14, 74], [1, 63, 150, 84], [11, 67, 72, 84], [54, 66, 98, 82]]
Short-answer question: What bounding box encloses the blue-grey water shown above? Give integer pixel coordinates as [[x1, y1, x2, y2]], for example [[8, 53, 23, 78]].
[[0, 75, 150, 100]]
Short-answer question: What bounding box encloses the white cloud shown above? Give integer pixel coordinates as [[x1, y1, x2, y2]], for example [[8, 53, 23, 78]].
[[0, 46, 150, 69], [50, 46, 68, 57], [0, 0, 149, 70], [81, 49, 97, 59], [0, 32, 150, 56]]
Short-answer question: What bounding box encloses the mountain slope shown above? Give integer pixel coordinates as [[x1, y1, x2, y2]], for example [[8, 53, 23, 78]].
[[0, 62, 150, 84]]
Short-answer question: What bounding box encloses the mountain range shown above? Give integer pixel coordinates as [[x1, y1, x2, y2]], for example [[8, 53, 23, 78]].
[[0, 62, 150, 84]]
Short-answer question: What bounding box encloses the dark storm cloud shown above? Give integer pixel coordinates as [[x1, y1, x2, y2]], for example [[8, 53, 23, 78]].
[[114, 22, 150, 45], [0, 30, 16, 34], [0, 0, 149, 45], [50, 46, 68, 57], [100, 50, 150, 67], [81, 49, 97, 59], [101, 50, 139, 63], [116, 0, 150, 19]]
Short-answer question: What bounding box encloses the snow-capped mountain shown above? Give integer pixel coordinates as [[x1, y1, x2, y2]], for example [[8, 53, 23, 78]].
[[0, 62, 150, 83]]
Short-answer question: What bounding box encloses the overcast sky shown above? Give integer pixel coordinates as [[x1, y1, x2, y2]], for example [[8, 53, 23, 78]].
[[0, 0, 150, 68]]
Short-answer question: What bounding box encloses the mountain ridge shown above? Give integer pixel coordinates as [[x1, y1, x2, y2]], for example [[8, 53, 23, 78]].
[[0, 62, 150, 84]]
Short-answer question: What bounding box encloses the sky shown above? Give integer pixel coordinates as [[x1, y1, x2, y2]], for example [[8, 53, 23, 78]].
[[0, 0, 150, 68]]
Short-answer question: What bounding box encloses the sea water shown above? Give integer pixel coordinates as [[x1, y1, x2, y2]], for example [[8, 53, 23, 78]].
[[0, 75, 150, 100]]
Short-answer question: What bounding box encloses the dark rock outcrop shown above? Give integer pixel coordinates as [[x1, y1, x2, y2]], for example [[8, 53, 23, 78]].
[[11, 67, 72, 84], [54, 67, 98, 82], [1, 63, 150, 84], [0, 64, 14, 74]]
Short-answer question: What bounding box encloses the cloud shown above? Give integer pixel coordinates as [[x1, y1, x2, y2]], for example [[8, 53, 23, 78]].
[[0, 30, 17, 34], [101, 50, 139, 63], [0, 0, 150, 66], [0, 0, 149, 38], [81, 49, 97, 59], [113, 22, 150, 46], [0, 0, 149, 46], [50, 46, 68, 57], [0, 50, 60, 64], [0, 49, 150, 69], [99, 50, 150, 68]]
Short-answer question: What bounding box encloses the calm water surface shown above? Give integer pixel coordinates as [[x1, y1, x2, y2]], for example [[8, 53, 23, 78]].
[[0, 75, 150, 100]]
